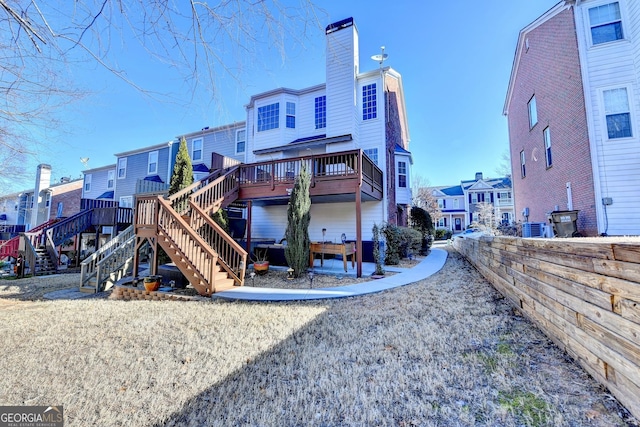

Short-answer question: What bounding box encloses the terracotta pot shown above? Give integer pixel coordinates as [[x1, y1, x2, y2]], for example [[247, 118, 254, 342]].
[[144, 280, 160, 291], [253, 261, 269, 276]]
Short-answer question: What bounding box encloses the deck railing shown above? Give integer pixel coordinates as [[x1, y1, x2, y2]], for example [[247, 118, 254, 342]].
[[238, 149, 383, 196], [168, 170, 223, 215], [0, 237, 19, 260]]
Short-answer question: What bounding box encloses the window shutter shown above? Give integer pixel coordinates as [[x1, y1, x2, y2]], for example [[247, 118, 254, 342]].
[[444, 218, 447, 226], [469, 193, 472, 203], [443, 200, 446, 208], [491, 193, 494, 203]]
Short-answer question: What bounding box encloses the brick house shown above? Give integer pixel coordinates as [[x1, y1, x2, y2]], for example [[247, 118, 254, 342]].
[[504, 0, 640, 236]]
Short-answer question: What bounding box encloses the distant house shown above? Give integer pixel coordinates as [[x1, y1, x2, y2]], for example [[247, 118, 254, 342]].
[[82, 164, 116, 202], [430, 172, 514, 232], [113, 142, 177, 208], [504, 0, 640, 236]]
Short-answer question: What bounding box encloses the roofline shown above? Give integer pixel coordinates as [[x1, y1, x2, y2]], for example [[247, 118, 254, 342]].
[[114, 142, 171, 158], [179, 121, 246, 139], [245, 84, 326, 109], [503, 1, 571, 116], [83, 164, 116, 174]]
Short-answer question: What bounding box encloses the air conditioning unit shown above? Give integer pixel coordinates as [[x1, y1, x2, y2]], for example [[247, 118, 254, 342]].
[[522, 222, 546, 238]]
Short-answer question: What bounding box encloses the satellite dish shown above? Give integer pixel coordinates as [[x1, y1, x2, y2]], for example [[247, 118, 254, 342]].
[[371, 46, 388, 67], [80, 157, 90, 169]]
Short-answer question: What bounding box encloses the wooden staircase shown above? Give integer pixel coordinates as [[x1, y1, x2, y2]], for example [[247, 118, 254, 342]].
[[79, 225, 136, 293], [134, 168, 247, 296]]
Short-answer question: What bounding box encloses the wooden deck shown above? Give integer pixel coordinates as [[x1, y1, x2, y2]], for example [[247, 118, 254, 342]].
[[237, 150, 383, 204]]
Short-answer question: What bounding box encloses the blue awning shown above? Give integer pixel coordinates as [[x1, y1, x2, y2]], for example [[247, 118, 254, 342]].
[[97, 191, 114, 199], [192, 163, 210, 173], [144, 175, 164, 183]]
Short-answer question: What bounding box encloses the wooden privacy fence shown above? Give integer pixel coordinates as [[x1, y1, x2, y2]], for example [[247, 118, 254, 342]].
[[453, 236, 640, 420]]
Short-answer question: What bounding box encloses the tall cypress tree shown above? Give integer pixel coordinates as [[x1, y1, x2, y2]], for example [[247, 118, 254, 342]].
[[285, 162, 311, 277], [169, 136, 193, 196]]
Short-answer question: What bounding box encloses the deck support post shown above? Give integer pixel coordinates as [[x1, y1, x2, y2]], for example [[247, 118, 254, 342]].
[[356, 187, 362, 278]]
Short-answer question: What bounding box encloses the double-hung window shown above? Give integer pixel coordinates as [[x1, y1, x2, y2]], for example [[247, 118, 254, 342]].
[[589, 2, 623, 45], [315, 96, 326, 129], [192, 139, 203, 162], [286, 102, 296, 129], [84, 174, 92, 193], [438, 199, 444, 209], [603, 87, 632, 139], [148, 151, 158, 175], [257, 103, 279, 131], [543, 127, 553, 168], [236, 129, 246, 154], [362, 83, 377, 120], [107, 170, 114, 189], [528, 95, 538, 129], [117, 158, 127, 179], [398, 161, 407, 188]]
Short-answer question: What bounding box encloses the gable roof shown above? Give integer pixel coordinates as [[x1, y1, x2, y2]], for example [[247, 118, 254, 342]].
[[504, 1, 569, 116]]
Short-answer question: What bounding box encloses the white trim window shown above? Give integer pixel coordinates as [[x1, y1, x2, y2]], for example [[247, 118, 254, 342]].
[[471, 193, 478, 204], [107, 170, 115, 189], [528, 95, 538, 129], [148, 151, 158, 175], [543, 127, 552, 168], [286, 102, 296, 129], [437, 218, 446, 228], [257, 103, 280, 131], [520, 150, 526, 178], [84, 174, 92, 193], [192, 138, 203, 162], [119, 196, 133, 208], [437, 198, 444, 209], [603, 87, 632, 139], [453, 199, 459, 209], [362, 83, 377, 120], [315, 96, 326, 129], [117, 158, 127, 179], [45, 192, 51, 208], [397, 161, 407, 188], [235, 129, 246, 154], [589, 2, 623, 45]]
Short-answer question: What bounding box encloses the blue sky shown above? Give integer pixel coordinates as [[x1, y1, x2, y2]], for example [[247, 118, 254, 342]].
[[16, 0, 560, 192]]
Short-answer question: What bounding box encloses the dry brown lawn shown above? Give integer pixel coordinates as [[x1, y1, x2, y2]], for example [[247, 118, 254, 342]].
[[0, 247, 637, 426]]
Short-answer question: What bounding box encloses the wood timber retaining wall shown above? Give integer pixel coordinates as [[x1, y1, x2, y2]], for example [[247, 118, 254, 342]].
[[453, 236, 640, 420]]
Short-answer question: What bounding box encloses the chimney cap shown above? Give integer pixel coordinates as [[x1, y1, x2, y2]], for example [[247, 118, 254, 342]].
[[326, 17, 354, 34]]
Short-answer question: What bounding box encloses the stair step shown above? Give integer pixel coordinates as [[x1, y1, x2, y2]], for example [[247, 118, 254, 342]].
[[79, 286, 97, 294]]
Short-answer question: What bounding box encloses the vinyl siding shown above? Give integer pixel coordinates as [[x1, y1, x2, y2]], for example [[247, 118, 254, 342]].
[[82, 166, 115, 200], [577, 0, 640, 234], [184, 123, 245, 170], [326, 24, 358, 138], [250, 201, 385, 243], [114, 146, 171, 202]]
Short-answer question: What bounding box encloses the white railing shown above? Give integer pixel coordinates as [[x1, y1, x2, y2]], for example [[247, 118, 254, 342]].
[[80, 225, 135, 291]]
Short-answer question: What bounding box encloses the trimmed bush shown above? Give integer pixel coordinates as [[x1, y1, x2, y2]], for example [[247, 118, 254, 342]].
[[435, 228, 453, 240]]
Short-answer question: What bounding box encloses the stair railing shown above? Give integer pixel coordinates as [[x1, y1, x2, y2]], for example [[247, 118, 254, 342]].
[[80, 225, 135, 290], [189, 201, 246, 286], [18, 235, 38, 277], [140, 195, 218, 295], [168, 169, 223, 216], [190, 166, 240, 215]]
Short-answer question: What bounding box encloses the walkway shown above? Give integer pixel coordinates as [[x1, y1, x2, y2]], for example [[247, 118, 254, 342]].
[[214, 247, 448, 301]]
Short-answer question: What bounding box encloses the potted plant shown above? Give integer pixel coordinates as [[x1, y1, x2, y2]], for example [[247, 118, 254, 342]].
[[143, 275, 161, 291], [251, 248, 269, 276]]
